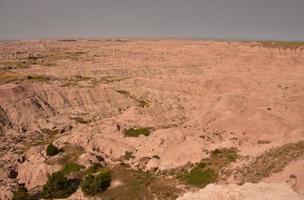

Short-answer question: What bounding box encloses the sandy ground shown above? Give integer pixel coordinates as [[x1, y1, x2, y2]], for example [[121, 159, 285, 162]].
[[0, 39, 303, 199]]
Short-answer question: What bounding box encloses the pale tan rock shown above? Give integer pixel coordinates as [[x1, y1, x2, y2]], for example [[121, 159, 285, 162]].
[[0, 39, 304, 197], [177, 183, 304, 200], [263, 160, 304, 195], [146, 158, 160, 171], [17, 146, 61, 190], [77, 152, 105, 168], [0, 182, 18, 200]]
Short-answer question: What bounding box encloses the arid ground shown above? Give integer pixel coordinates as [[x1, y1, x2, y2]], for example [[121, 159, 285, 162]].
[[0, 39, 304, 200]]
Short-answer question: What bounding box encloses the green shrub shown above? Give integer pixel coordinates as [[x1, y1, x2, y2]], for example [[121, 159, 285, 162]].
[[61, 162, 84, 175], [46, 143, 60, 157], [41, 171, 78, 199], [12, 186, 31, 200], [124, 127, 151, 137], [81, 170, 112, 196], [186, 167, 217, 187]]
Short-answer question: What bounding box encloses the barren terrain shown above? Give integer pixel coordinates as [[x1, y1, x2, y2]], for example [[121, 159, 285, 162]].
[[0, 39, 303, 199]]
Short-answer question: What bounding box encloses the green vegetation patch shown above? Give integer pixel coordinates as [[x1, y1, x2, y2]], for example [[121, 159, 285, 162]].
[[61, 162, 84, 175], [81, 170, 112, 196], [100, 165, 182, 200], [41, 171, 79, 199], [175, 147, 238, 187], [45, 144, 85, 166], [12, 186, 32, 200], [46, 143, 61, 157], [124, 127, 152, 137], [27, 75, 51, 82], [186, 167, 217, 187], [210, 147, 238, 163], [70, 116, 91, 124]]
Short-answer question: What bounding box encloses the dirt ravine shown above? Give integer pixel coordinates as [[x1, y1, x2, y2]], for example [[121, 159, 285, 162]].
[[0, 39, 304, 199]]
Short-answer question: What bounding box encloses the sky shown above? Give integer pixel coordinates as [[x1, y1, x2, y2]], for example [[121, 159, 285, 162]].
[[0, 0, 304, 41]]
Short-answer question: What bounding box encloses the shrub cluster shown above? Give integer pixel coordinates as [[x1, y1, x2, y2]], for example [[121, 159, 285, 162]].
[[61, 162, 83, 175], [123, 127, 151, 137], [46, 143, 60, 157], [16, 156, 111, 199], [81, 170, 112, 196], [41, 171, 78, 199], [12, 186, 31, 200], [177, 148, 239, 188], [186, 167, 217, 187]]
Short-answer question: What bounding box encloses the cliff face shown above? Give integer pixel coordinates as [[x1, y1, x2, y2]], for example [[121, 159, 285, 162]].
[[0, 39, 303, 199]]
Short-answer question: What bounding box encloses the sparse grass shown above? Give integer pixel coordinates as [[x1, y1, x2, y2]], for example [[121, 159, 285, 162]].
[[45, 144, 85, 166], [123, 151, 135, 160], [115, 89, 150, 108], [258, 41, 304, 49], [57, 39, 77, 42], [69, 75, 91, 82], [210, 147, 238, 162], [237, 141, 304, 183], [175, 148, 238, 187], [27, 75, 51, 82], [61, 145, 85, 164], [138, 100, 149, 108], [124, 127, 152, 137], [91, 76, 118, 85], [0, 70, 55, 85], [41, 128, 60, 135], [0, 71, 25, 84], [60, 81, 79, 87], [0, 56, 39, 69], [85, 163, 108, 175], [116, 90, 130, 95], [257, 140, 271, 144], [61, 162, 84, 175], [99, 165, 181, 200], [70, 116, 91, 124], [0, 50, 84, 70]]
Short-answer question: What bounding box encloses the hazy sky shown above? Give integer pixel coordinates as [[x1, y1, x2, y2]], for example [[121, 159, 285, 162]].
[[0, 0, 304, 41]]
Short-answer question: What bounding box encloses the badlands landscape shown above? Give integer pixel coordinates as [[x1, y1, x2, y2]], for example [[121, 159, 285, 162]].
[[0, 39, 304, 200]]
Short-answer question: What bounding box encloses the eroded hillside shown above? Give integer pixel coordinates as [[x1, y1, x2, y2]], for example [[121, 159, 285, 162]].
[[0, 39, 304, 200]]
